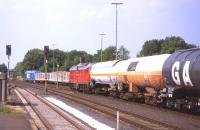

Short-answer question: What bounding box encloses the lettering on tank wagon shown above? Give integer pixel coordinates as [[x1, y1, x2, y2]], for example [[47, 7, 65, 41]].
[[171, 61, 193, 87]]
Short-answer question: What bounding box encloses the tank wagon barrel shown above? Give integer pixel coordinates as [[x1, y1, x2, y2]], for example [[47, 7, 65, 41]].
[[114, 54, 170, 100], [161, 48, 200, 111], [117, 54, 170, 88], [163, 48, 200, 89]]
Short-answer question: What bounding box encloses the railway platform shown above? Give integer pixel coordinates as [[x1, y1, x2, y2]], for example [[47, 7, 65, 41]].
[[0, 115, 33, 130], [0, 86, 36, 130]]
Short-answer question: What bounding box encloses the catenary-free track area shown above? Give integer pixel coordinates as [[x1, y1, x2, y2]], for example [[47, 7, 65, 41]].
[[11, 80, 200, 130]]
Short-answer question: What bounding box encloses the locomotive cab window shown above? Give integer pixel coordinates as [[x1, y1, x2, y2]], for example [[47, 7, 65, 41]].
[[127, 62, 138, 71]]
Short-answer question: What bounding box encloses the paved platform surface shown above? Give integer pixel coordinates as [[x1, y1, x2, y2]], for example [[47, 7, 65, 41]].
[[0, 83, 34, 130], [0, 115, 33, 130]]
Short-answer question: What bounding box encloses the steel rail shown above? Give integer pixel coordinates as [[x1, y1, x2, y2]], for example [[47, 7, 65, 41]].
[[15, 86, 93, 130]]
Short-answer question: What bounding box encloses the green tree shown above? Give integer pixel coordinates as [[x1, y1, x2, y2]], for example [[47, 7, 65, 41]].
[[92, 50, 101, 62], [117, 45, 130, 60], [92, 46, 130, 62], [139, 39, 163, 57], [14, 62, 22, 76], [138, 36, 197, 57], [21, 49, 43, 74], [102, 46, 116, 61], [160, 36, 196, 54], [64, 50, 93, 70], [48, 49, 66, 71], [0, 64, 7, 73], [20, 48, 68, 73]]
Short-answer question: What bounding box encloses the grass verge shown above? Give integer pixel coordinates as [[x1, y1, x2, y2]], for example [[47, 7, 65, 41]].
[[0, 105, 25, 115]]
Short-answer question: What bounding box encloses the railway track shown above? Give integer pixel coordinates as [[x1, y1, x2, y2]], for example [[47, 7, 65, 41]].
[[13, 80, 182, 130], [14, 85, 93, 130], [49, 89, 182, 130]]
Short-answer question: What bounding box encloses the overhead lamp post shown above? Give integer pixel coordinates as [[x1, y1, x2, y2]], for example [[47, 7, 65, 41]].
[[111, 2, 123, 60], [99, 34, 106, 62]]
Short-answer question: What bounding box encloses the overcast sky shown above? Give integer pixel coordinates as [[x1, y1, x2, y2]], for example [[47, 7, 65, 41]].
[[0, 0, 200, 69]]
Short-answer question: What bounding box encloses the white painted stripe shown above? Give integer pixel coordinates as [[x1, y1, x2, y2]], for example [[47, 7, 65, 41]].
[[45, 97, 115, 130]]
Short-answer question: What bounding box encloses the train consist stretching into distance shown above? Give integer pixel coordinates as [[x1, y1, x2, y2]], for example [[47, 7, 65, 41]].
[[24, 48, 200, 112]]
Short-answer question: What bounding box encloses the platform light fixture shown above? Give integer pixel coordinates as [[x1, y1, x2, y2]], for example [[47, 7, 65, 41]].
[[99, 33, 106, 62], [111, 2, 123, 60]]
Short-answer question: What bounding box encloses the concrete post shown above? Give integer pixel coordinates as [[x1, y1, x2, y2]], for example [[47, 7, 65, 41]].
[[0, 73, 7, 102]]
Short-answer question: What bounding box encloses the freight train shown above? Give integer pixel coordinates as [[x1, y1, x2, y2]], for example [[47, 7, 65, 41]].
[[24, 48, 200, 112]]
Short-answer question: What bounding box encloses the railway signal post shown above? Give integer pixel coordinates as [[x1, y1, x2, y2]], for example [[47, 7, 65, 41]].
[[44, 45, 49, 94], [56, 64, 59, 89], [6, 45, 11, 79]]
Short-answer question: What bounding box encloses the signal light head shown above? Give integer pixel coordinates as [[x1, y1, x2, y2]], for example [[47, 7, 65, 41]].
[[6, 45, 11, 56], [44, 45, 49, 55]]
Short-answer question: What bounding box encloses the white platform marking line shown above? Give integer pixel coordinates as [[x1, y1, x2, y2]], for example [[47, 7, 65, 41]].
[[45, 97, 115, 130]]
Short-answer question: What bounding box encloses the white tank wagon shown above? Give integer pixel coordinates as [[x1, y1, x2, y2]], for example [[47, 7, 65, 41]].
[[115, 54, 170, 100], [90, 60, 120, 84], [90, 60, 123, 94]]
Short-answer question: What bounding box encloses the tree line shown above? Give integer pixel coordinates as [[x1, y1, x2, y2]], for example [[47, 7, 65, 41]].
[[9, 36, 198, 76], [14, 45, 129, 76]]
